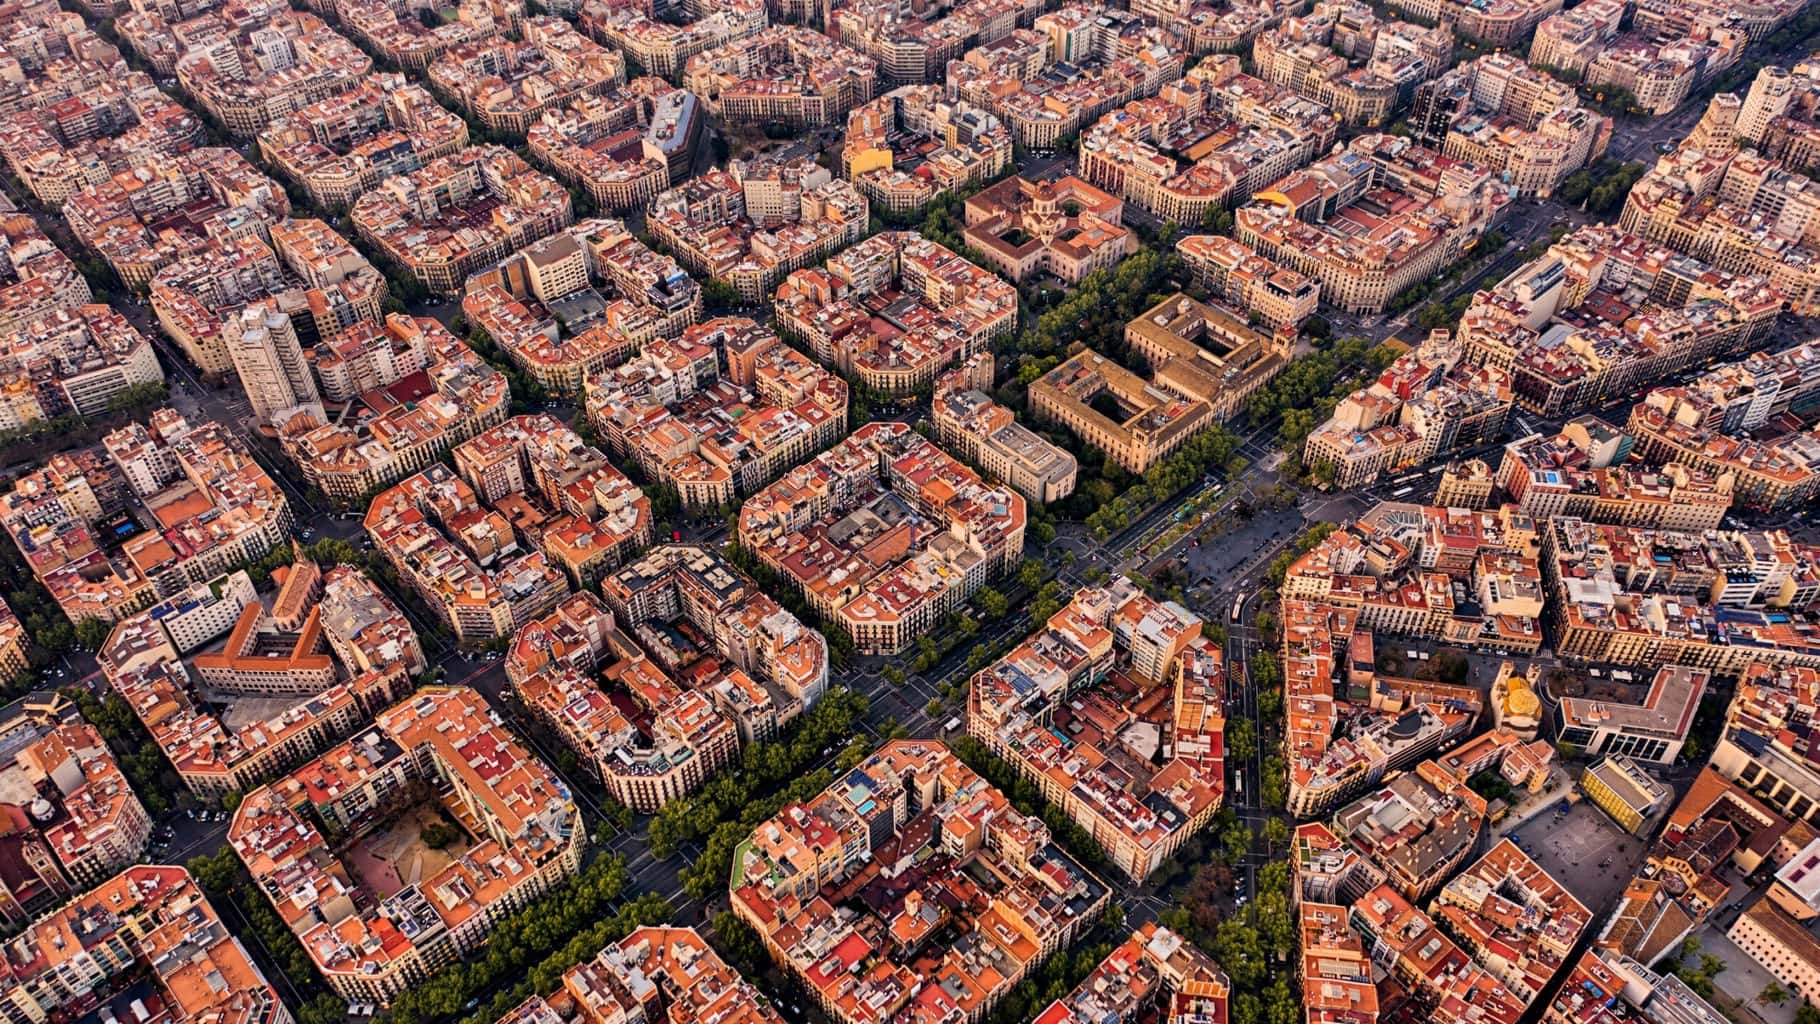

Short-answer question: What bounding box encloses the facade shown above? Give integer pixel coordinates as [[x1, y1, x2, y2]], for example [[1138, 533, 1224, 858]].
[[229, 304, 322, 428], [465, 219, 700, 394], [1624, 341, 1820, 514], [464, 219, 700, 394], [0, 303, 162, 429], [173, 11, 371, 136], [1541, 519, 1820, 674], [1078, 58, 1337, 226], [1581, 755, 1672, 834], [579, 0, 766, 79], [1499, 427, 1734, 532], [947, 6, 1184, 150]]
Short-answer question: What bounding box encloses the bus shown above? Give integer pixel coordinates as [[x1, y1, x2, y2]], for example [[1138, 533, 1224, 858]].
[[1391, 486, 1414, 497], [1231, 598, 1243, 624]]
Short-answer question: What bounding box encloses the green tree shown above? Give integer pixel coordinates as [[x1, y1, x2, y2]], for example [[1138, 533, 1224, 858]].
[[73, 617, 111, 651]]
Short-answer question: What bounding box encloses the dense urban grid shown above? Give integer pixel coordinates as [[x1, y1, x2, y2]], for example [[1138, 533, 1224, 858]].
[[4, 1, 1820, 1024]]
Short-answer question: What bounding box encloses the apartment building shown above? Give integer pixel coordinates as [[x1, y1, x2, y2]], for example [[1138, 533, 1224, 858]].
[[586, 320, 847, 513], [0, 217, 93, 343], [835, 0, 1043, 84], [281, 316, 510, 502], [843, 87, 1010, 216], [64, 147, 290, 291], [368, 415, 649, 636], [1499, 427, 1733, 532], [1619, 116, 1820, 314], [648, 167, 868, 303], [337, 0, 514, 71], [174, 11, 371, 136], [579, 0, 765, 79], [1300, 902, 1379, 1024], [1037, 923, 1231, 1024], [1176, 234, 1320, 330], [494, 926, 784, 1024], [947, 6, 1184, 150], [1625, 342, 1820, 513], [1541, 518, 1820, 673], [527, 82, 699, 213], [774, 231, 1017, 396], [0, 413, 291, 625], [682, 26, 877, 128], [732, 741, 1109, 1024], [0, 69, 203, 209], [737, 421, 1025, 655], [1076, 57, 1336, 225], [510, 547, 825, 810], [1236, 134, 1510, 312], [228, 304, 321, 428], [429, 17, 625, 135], [1432, 838, 1591, 1001], [1410, 55, 1611, 198], [0, 715, 151, 924], [969, 577, 1226, 881], [464, 219, 700, 393], [932, 354, 1078, 504], [351, 146, 573, 296], [258, 76, 468, 209], [0, 866, 293, 1024], [1253, 6, 1445, 127], [229, 687, 585, 1004], [1458, 224, 1783, 417], [0, 303, 161, 429], [1348, 884, 1525, 1024]]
